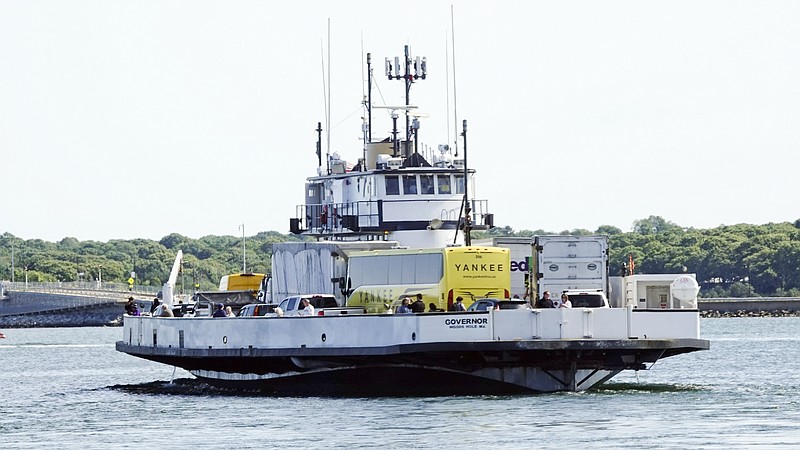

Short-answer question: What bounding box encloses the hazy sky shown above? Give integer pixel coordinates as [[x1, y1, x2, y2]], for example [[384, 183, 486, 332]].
[[2, 1, 799, 242]]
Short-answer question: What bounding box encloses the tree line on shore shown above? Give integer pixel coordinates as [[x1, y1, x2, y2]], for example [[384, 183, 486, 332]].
[[2, 215, 800, 297]]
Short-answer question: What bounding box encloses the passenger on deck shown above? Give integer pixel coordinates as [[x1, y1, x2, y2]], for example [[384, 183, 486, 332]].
[[212, 303, 227, 318], [536, 291, 554, 308], [124, 297, 136, 315], [559, 293, 572, 308], [428, 302, 439, 312], [453, 296, 467, 311], [301, 298, 315, 316], [410, 294, 426, 313], [173, 300, 184, 317], [225, 306, 235, 317], [160, 304, 175, 317], [150, 298, 160, 314], [396, 298, 412, 314]]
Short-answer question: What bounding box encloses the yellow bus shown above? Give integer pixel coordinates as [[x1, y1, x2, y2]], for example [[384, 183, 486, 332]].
[[345, 246, 511, 313]]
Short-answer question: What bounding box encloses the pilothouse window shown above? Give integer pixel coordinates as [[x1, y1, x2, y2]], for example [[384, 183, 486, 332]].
[[454, 175, 465, 194], [403, 175, 418, 195], [385, 176, 400, 195], [420, 175, 434, 194], [436, 175, 451, 194]]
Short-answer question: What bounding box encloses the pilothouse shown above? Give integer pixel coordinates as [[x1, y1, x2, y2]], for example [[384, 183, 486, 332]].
[[290, 45, 493, 249]]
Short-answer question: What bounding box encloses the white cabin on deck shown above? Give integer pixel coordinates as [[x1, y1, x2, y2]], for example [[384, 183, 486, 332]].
[[291, 146, 492, 249], [289, 45, 492, 249], [609, 273, 700, 309]]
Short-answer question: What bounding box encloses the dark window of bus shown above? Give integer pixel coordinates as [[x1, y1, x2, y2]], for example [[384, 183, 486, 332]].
[[350, 253, 443, 287], [393, 253, 441, 284], [420, 175, 435, 194], [385, 176, 400, 195], [403, 175, 418, 195], [454, 174, 465, 194], [356, 255, 391, 286], [398, 254, 415, 282], [436, 175, 451, 194], [412, 253, 442, 284]]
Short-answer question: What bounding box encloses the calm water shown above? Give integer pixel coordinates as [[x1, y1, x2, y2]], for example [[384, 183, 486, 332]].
[[1, 318, 799, 449]]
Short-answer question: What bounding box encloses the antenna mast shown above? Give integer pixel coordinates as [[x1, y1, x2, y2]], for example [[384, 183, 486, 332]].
[[450, 5, 459, 156], [316, 122, 322, 168], [320, 38, 330, 175], [386, 45, 426, 151], [367, 53, 373, 143], [445, 32, 450, 151], [462, 120, 471, 246]]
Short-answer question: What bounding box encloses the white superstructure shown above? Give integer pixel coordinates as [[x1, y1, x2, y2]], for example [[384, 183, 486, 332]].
[[289, 46, 491, 249]]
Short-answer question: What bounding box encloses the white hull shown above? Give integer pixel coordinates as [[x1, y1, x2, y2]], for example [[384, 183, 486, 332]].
[[117, 308, 707, 394]]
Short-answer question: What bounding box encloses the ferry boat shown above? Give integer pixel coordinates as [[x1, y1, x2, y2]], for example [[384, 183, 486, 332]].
[[116, 45, 709, 395]]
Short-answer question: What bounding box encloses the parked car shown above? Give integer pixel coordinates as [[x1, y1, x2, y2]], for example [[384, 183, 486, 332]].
[[238, 303, 279, 317], [466, 299, 533, 312], [278, 294, 365, 316]]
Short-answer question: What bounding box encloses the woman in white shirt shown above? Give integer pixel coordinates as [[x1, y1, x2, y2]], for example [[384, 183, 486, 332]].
[[301, 298, 315, 316]]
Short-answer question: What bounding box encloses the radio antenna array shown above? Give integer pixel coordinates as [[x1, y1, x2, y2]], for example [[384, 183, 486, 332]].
[[385, 45, 427, 143]]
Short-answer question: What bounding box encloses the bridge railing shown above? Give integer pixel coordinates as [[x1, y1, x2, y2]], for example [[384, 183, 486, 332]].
[[0, 281, 161, 298]]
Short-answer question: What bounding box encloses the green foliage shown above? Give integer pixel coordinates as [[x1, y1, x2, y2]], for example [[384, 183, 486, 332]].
[[0, 231, 305, 291], [632, 215, 681, 235], [475, 217, 800, 298], [596, 225, 623, 236], [3, 216, 800, 298]]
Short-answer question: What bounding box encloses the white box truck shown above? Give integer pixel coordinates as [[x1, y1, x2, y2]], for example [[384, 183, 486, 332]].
[[493, 235, 609, 302]]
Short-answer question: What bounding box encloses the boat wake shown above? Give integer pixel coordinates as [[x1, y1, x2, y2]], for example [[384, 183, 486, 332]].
[[596, 382, 708, 394]]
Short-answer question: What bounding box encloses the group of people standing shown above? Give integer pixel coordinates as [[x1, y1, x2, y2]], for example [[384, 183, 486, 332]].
[[124, 297, 141, 316], [396, 293, 429, 314], [124, 297, 179, 317], [395, 294, 467, 313], [535, 291, 572, 309], [212, 303, 236, 317]]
